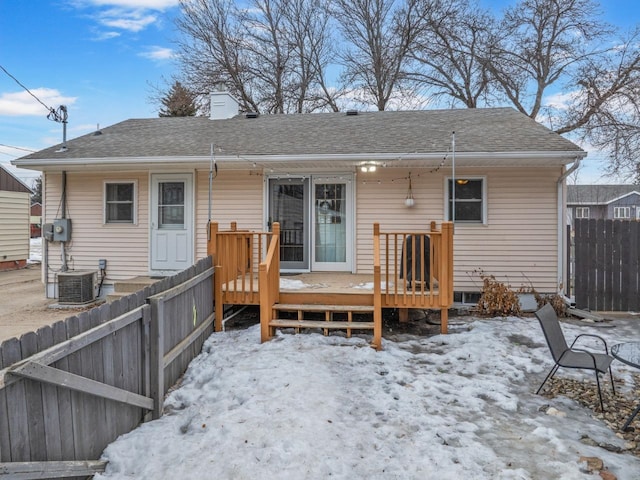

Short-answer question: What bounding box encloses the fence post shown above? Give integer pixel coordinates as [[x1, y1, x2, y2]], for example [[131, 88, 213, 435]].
[[148, 297, 165, 420]]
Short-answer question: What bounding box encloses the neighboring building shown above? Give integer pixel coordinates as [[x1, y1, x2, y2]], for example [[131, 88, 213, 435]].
[[567, 185, 640, 222], [13, 92, 586, 300], [0, 165, 32, 271], [30, 202, 42, 237]]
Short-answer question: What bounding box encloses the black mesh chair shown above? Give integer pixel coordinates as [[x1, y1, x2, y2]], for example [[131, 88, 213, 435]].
[[534, 303, 615, 411], [399, 235, 430, 289]]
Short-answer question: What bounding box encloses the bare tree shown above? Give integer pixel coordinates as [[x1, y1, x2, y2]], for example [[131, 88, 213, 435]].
[[333, 0, 419, 111], [486, 0, 609, 119], [555, 27, 640, 181], [177, 0, 260, 113], [406, 0, 493, 108], [176, 0, 338, 114], [282, 0, 342, 112]]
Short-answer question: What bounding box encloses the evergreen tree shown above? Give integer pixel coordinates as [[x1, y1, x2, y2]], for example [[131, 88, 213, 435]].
[[159, 81, 198, 117], [31, 176, 42, 204]]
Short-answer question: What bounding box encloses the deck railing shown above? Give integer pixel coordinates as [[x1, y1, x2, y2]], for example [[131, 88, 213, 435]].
[[207, 222, 279, 331], [259, 223, 281, 342], [373, 222, 454, 333]]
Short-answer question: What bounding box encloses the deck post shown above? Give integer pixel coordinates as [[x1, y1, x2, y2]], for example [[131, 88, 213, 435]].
[[372, 223, 382, 350], [439, 221, 454, 334], [259, 223, 280, 343], [207, 222, 218, 258]]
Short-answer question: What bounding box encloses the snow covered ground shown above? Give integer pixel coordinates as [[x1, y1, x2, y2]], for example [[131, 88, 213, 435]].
[[94, 316, 640, 480]]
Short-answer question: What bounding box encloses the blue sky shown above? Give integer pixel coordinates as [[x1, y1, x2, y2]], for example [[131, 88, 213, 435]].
[[1, 0, 638, 187]]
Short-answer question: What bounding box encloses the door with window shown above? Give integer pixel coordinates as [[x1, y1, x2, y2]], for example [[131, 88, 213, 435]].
[[150, 173, 193, 273], [312, 180, 352, 271]]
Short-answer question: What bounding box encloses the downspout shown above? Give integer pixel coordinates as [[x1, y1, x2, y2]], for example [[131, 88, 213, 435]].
[[61, 171, 68, 272], [556, 157, 582, 297]]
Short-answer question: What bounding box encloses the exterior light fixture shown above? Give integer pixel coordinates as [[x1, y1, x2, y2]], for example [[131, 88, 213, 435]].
[[360, 162, 377, 173], [405, 173, 415, 207]]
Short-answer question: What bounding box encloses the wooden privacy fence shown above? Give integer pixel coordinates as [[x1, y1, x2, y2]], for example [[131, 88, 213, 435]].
[[574, 219, 640, 311], [0, 256, 214, 479]]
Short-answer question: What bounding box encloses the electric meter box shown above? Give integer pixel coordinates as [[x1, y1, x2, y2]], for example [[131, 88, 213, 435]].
[[53, 218, 72, 242]]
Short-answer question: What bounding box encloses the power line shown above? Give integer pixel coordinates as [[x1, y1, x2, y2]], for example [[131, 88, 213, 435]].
[[0, 64, 68, 123], [0, 143, 36, 153]]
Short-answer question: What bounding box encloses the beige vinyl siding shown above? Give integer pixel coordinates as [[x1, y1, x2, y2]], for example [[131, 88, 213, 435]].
[[356, 167, 561, 293], [195, 169, 264, 260], [44, 172, 149, 284], [356, 168, 444, 275], [0, 190, 30, 261]]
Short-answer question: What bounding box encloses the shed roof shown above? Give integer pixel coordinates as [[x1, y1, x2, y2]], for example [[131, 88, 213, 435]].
[[0, 164, 32, 193]]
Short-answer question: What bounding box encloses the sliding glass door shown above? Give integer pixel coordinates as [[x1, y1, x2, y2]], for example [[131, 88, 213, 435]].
[[268, 175, 352, 272]]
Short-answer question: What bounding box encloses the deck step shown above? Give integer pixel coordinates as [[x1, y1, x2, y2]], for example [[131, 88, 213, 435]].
[[269, 319, 375, 330], [272, 304, 374, 313]]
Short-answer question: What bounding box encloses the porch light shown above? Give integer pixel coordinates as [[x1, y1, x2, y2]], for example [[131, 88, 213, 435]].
[[456, 179, 469, 185], [360, 162, 377, 173], [405, 173, 415, 207]]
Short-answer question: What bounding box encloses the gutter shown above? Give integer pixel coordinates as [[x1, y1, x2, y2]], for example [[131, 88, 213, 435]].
[[556, 156, 583, 296], [12, 151, 584, 170]]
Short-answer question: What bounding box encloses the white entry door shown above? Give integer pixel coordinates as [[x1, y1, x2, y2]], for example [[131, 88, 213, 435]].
[[150, 173, 193, 274]]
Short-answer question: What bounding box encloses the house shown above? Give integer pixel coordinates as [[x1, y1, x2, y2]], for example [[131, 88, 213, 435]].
[[567, 184, 640, 222], [30, 202, 42, 237], [13, 92, 586, 301], [0, 164, 32, 271]]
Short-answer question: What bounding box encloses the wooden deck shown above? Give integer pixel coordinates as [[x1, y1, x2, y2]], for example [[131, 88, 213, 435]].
[[208, 221, 454, 350]]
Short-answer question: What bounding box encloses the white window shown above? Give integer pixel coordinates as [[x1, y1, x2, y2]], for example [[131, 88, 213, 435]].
[[614, 206, 630, 219], [446, 177, 486, 224], [104, 181, 136, 224], [575, 207, 589, 219]]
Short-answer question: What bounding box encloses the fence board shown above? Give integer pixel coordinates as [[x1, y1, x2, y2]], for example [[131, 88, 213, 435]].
[[0, 341, 10, 462], [616, 222, 629, 311], [21, 332, 47, 462], [36, 326, 62, 462], [51, 321, 74, 463], [632, 222, 640, 311], [574, 219, 640, 310], [2, 337, 29, 461]]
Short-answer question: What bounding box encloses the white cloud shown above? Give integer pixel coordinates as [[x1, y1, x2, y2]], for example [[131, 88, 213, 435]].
[[544, 90, 580, 111], [92, 30, 121, 41], [0, 89, 77, 116], [72, 0, 180, 35], [86, 0, 179, 8], [98, 8, 158, 32], [139, 46, 175, 61]]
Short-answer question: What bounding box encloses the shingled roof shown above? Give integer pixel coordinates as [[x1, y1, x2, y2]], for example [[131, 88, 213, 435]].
[[17, 107, 583, 162], [567, 184, 640, 204]]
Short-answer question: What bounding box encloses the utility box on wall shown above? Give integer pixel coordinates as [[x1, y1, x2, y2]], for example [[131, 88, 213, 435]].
[[53, 218, 72, 242]]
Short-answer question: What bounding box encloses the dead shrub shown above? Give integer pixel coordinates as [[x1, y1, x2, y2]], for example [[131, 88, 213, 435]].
[[476, 274, 522, 317]]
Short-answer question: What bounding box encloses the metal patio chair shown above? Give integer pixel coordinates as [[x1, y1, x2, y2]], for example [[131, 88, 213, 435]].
[[534, 303, 615, 412]]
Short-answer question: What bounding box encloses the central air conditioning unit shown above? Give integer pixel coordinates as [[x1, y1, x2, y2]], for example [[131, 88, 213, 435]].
[[58, 271, 96, 304]]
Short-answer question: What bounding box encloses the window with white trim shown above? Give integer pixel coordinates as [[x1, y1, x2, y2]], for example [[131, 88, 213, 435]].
[[105, 181, 136, 224], [614, 206, 630, 219], [575, 207, 589, 219], [446, 178, 486, 223]]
